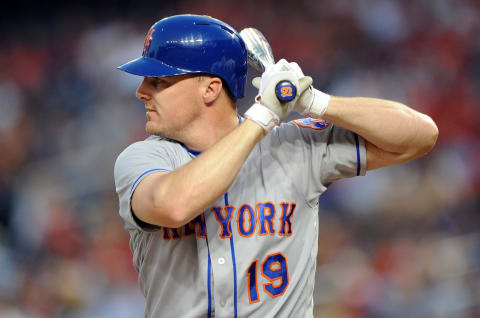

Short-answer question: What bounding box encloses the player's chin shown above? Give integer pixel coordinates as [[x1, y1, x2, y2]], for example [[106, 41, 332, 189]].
[[145, 121, 163, 136]]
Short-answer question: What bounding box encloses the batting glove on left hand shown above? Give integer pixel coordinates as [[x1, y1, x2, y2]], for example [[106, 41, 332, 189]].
[[246, 59, 312, 132], [253, 60, 331, 119]]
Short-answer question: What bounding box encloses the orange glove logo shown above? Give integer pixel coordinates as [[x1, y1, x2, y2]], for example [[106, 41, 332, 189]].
[[280, 86, 293, 98]]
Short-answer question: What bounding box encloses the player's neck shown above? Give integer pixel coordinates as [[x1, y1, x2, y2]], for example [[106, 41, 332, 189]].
[[181, 105, 239, 152]]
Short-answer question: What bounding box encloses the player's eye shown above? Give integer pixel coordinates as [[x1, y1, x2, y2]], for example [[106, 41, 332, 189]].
[[153, 77, 170, 88]]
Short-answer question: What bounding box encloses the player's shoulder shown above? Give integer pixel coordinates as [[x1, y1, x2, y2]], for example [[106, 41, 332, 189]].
[[115, 136, 180, 169], [274, 117, 331, 136], [117, 135, 168, 155], [263, 118, 332, 146], [288, 117, 330, 130]]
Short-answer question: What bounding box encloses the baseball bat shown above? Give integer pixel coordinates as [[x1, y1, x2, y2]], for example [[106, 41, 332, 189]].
[[239, 28, 297, 103]]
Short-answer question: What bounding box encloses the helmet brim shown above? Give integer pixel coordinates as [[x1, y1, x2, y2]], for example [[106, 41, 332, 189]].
[[117, 56, 196, 78]]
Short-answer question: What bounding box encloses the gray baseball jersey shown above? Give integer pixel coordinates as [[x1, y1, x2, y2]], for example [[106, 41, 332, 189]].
[[114, 117, 366, 317]]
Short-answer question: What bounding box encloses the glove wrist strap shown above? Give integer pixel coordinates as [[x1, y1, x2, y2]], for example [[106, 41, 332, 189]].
[[303, 87, 331, 118], [244, 103, 280, 133]]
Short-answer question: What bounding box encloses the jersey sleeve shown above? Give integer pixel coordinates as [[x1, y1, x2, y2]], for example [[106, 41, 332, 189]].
[[271, 118, 367, 205], [114, 138, 176, 231]]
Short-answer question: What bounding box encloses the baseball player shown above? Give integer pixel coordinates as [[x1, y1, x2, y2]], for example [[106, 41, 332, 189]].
[[114, 14, 438, 317]]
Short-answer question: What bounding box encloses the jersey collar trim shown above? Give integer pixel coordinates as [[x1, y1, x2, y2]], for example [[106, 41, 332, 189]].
[[180, 114, 243, 157]]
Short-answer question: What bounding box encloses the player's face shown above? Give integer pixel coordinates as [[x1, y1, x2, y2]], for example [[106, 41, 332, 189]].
[[136, 75, 203, 138]]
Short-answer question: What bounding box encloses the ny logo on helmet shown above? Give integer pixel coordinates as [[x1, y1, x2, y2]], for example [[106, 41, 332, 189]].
[[143, 28, 156, 55]]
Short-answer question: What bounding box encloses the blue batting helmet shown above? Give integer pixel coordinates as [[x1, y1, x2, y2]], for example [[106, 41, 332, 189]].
[[118, 14, 248, 99]]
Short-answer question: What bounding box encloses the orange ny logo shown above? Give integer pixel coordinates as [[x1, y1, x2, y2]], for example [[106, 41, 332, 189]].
[[280, 87, 293, 98], [143, 28, 156, 55]]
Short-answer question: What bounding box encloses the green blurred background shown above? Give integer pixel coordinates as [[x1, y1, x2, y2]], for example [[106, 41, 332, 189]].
[[1, 1, 479, 317]]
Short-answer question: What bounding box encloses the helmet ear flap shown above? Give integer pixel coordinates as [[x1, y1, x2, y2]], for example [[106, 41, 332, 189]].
[[117, 14, 248, 99]]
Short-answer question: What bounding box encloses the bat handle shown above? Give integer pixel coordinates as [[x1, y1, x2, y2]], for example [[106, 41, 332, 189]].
[[275, 80, 297, 103]]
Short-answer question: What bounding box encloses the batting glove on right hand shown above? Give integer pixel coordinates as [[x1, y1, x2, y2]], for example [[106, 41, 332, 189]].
[[284, 61, 331, 118], [246, 59, 312, 132]]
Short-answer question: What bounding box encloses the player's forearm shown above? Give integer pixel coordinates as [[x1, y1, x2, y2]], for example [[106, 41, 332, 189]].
[[152, 119, 265, 226], [323, 96, 438, 156]]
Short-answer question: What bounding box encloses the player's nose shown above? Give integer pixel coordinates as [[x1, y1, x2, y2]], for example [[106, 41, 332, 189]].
[[136, 78, 151, 101]]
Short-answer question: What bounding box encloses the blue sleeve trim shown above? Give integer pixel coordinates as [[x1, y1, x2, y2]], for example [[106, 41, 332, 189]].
[[224, 193, 238, 318], [354, 133, 361, 176], [130, 168, 170, 193]]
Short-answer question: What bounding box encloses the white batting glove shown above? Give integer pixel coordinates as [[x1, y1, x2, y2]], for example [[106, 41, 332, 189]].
[[286, 62, 331, 118], [246, 59, 312, 132]]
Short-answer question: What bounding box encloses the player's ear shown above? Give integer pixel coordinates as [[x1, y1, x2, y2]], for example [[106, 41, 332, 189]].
[[202, 77, 223, 105]]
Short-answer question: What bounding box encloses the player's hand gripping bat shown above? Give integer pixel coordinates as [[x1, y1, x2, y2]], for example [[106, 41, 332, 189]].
[[239, 28, 297, 103]]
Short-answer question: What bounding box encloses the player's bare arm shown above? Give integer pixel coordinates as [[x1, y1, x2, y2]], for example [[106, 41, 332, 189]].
[[131, 118, 265, 228], [322, 96, 438, 170], [273, 60, 438, 171]]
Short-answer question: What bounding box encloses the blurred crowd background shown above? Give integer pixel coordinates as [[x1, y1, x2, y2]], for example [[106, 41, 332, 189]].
[[1, 0, 479, 317]]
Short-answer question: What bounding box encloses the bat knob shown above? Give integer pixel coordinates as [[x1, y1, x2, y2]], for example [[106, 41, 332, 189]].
[[275, 81, 297, 103]]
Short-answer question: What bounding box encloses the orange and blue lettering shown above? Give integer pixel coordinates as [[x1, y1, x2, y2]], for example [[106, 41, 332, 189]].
[[184, 214, 207, 238], [237, 204, 256, 237], [212, 206, 235, 238], [257, 202, 276, 235], [183, 221, 195, 237], [278, 202, 296, 236], [163, 227, 180, 240], [246, 259, 260, 303], [261, 252, 289, 298]]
